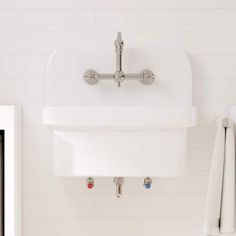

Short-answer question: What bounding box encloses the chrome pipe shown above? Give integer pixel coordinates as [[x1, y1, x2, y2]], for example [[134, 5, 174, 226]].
[[113, 177, 124, 198], [97, 73, 114, 79]]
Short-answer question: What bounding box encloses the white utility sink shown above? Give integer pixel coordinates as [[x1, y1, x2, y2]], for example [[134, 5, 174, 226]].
[[43, 45, 197, 177], [43, 106, 196, 177]]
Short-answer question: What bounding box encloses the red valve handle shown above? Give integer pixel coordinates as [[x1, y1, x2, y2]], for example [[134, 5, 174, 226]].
[[87, 177, 94, 189], [87, 183, 94, 189]]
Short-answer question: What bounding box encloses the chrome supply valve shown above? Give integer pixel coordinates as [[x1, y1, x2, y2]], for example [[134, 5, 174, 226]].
[[87, 177, 94, 189], [143, 177, 152, 189], [113, 177, 124, 198]]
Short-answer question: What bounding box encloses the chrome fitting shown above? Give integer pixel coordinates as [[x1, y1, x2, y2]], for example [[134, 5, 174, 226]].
[[113, 177, 125, 198], [84, 69, 99, 85], [87, 177, 94, 189], [139, 69, 155, 85], [114, 32, 124, 53], [143, 177, 152, 189], [114, 71, 125, 87], [222, 118, 231, 128]]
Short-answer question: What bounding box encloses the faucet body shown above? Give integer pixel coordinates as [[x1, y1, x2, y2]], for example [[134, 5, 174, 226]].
[[84, 32, 155, 87]]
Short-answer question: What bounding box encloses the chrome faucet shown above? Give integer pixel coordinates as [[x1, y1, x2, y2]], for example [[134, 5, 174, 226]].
[[84, 32, 155, 87]]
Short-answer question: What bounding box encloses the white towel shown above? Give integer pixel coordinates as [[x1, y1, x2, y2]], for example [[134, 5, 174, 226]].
[[203, 118, 235, 235]]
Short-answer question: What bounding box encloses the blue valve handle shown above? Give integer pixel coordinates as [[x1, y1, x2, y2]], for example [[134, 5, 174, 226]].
[[144, 183, 151, 189]]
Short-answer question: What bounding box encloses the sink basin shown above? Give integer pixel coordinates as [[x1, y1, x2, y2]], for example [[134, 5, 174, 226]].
[[43, 46, 197, 177], [43, 106, 197, 177]]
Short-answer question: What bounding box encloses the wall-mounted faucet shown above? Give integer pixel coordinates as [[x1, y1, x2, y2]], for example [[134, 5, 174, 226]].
[[84, 32, 155, 87]]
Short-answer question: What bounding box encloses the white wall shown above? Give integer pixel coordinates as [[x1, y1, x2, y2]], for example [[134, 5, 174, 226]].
[[1, 0, 236, 235]]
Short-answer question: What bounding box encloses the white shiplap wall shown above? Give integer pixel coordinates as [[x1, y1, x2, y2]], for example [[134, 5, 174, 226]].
[[1, 0, 235, 235]]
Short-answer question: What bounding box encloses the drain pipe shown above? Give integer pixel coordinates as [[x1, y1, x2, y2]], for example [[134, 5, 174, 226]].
[[113, 177, 125, 198]]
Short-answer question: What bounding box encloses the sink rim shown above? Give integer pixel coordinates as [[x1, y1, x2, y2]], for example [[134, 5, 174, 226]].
[[43, 105, 197, 129]]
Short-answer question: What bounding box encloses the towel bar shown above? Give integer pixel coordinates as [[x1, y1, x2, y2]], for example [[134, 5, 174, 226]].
[[214, 117, 231, 128], [221, 118, 231, 128]]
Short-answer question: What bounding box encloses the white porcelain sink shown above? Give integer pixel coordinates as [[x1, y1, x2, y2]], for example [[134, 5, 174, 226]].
[[43, 46, 197, 177], [43, 106, 196, 177]]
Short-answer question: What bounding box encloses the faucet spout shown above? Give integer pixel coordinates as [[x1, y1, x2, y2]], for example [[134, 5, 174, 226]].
[[114, 32, 125, 87]]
